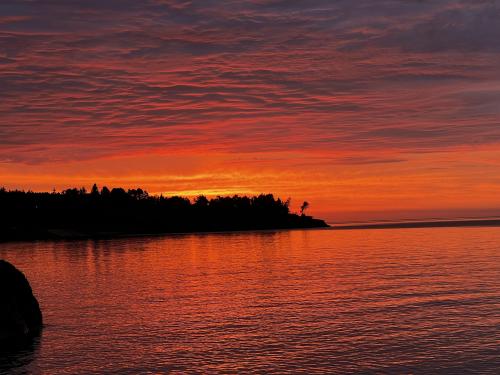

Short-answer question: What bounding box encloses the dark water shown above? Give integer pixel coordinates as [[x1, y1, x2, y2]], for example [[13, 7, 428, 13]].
[[1, 227, 499, 374]]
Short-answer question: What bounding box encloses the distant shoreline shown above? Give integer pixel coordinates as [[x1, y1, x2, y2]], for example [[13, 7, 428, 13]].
[[1, 219, 497, 243], [330, 219, 500, 230]]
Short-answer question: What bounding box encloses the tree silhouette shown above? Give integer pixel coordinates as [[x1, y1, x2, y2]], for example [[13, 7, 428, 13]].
[[300, 201, 310, 216], [0, 186, 328, 241], [91, 183, 100, 196], [194, 195, 209, 207], [101, 186, 110, 197]]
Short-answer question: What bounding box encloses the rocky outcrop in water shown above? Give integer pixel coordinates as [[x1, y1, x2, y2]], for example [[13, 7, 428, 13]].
[[0, 260, 42, 343]]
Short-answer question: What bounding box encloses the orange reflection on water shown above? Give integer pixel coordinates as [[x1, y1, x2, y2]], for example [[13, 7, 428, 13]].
[[1, 227, 500, 373]]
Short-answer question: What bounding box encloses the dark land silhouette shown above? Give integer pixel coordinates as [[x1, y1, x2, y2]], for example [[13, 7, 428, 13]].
[[0, 185, 328, 242], [0, 260, 42, 344], [332, 219, 500, 230]]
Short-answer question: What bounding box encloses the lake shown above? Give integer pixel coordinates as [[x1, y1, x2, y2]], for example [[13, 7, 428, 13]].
[[1, 227, 499, 374]]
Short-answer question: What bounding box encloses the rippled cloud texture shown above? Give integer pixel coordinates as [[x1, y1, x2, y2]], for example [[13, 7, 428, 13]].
[[1, 0, 500, 220]]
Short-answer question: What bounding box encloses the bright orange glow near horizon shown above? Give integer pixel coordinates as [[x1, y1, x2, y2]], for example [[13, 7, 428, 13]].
[[2, 146, 500, 222], [1, 1, 500, 222]]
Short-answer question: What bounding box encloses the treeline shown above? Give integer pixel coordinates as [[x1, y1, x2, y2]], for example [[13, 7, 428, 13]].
[[0, 185, 328, 241]]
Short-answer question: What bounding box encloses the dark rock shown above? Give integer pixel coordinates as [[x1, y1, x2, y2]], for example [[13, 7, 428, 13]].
[[0, 260, 42, 343]]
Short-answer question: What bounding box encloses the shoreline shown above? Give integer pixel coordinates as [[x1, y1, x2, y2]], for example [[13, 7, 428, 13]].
[[330, 219, 500, 230], [2, 219, 498, 244]]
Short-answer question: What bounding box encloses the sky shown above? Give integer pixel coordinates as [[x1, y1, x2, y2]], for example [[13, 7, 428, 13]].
[[1, 0, 500, 222]]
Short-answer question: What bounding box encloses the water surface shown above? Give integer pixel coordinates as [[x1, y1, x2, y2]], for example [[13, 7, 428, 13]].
[[1, 227, 499, 374]]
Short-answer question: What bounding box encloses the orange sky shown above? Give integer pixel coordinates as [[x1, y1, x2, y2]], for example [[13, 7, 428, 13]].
[[1, 1, 500, 222], [2, 146, 500, 222]]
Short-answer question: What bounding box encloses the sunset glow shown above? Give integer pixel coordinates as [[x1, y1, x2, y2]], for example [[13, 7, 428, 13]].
[[1, 1, 500, 221]]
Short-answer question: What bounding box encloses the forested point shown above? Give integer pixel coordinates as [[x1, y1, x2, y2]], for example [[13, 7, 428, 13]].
[[0, 185, 329, 241]]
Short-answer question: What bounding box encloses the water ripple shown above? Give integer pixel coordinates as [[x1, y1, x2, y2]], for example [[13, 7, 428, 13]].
[[1, 227, 499, 374]]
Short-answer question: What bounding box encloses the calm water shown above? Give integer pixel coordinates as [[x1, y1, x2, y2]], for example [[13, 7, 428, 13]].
[[1, 227, 499, 374]]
